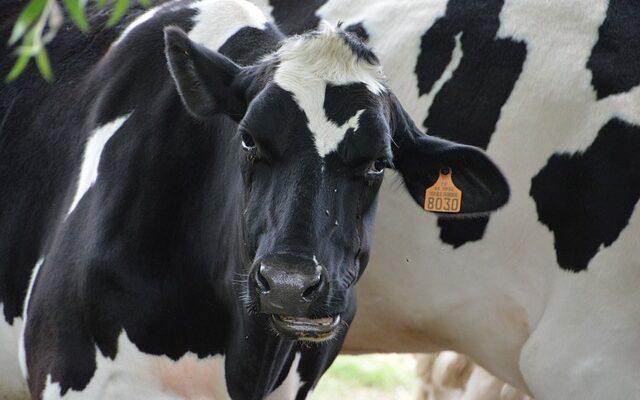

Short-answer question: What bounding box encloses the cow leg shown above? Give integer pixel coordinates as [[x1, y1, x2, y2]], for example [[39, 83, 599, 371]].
[[415, 352, 473, 400], [416, 352, 531, 400], [461, 367, 514, 400]]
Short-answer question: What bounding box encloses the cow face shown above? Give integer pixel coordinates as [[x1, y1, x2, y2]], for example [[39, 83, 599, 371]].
[[164, 25, 509, 342]]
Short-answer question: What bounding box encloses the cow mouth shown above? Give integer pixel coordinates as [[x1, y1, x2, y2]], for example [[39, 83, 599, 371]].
[[271, 314, 341, 341]]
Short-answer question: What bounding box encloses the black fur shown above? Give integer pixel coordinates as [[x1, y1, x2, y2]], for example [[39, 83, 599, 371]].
[[337, 25, 378, 64], [531, 119, 640, 272], [587, 0, 640, 99], [344, 22, 369, 42], [268, 0, 327, 35], [415, 0, 526, 247], [324, 82, 375, 126]]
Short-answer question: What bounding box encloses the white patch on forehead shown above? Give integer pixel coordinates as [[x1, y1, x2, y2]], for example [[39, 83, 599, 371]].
[[285, 78, 366, 157], [275, 22, 385, 94], [18, 257, 44, 380], [0, 304, 29, 399], [66, 115, 129, 218], [273, 22, 384, 157], [188, 0, 267, 51], [41, 331, 228, 399], [265, 352, 303, 400]]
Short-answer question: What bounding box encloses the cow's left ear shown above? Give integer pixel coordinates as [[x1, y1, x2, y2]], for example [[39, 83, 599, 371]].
[[389, 95, 510, 216], [164, 26, 249, 121]]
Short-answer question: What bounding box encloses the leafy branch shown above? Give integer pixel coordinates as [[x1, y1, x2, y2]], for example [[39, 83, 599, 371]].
[[6, 0, 149, 82]]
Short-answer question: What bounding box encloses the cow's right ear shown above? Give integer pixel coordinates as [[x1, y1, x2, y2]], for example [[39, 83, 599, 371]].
[[164, 26, 248, 121]]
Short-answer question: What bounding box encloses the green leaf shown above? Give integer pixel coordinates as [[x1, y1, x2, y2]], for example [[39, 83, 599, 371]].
[[35, 48, 53, 81], [8, 0, 48, 45], [139, 0, 151, 7], [62, 0, 89, 33], [5, 52, 31, 82], [97, 0, 107, 9], [106, 0, 130, 27]]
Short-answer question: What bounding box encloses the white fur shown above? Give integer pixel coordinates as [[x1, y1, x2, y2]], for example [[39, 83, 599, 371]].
[[18, 257, 44, 380], [312, 109, 363, 157], [265, 352, 303, 400], [112, 0, 267, 51], [274, 23, 384, 157], [253, 0, 640, 399], [315, 0, 449, 127], [0, 304, 29, 400], [41, 331, 229, 399], [246, 0, 274, 23], [66, 115, 129, 217], [188, 0, 267, 51], [275, 22, 385, 94], [112, 0, 180, 47]]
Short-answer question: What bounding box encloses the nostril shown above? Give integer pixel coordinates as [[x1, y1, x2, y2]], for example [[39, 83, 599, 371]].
[[302, 280, 321, 300], [302, 270, 323, 300], [256, 265, 270, 293]]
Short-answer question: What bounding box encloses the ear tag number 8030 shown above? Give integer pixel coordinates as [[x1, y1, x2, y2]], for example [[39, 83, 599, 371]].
[[423, 168, 462, 213]]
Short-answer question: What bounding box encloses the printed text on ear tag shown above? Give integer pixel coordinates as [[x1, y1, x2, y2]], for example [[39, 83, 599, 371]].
[[423, 168, 462, 213]]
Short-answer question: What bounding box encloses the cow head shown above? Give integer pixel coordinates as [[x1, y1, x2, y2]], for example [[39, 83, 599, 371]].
[[164, 24, 509, 342]]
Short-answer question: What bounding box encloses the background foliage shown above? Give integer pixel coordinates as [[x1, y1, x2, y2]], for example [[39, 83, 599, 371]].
[[6, 0, 142, 81]]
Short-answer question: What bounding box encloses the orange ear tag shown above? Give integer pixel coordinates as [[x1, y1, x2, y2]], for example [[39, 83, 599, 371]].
[[423, 168, 462, 213]]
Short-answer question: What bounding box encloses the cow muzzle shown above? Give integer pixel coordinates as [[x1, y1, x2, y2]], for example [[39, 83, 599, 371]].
[[251, 255, 339, 341]]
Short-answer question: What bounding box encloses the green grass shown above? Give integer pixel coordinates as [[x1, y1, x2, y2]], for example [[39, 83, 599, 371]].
[[312, 354, 420, 400]]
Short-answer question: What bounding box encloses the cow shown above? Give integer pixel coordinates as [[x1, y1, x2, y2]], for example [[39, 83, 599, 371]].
[[415, 353, 530, 400], [250, 0, 640, 399], [0, 0, 509, 398]]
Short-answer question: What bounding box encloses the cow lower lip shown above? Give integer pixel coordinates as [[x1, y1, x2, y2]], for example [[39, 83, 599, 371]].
[[271, 314, 341, 340]]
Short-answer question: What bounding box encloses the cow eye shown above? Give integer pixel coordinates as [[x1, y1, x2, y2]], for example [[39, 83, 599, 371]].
[[366, 158, 387, 177], [241, 131, 256, 150]]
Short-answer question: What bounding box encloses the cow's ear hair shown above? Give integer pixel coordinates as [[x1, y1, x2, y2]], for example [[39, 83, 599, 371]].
[[388, 95, 510, 216], [164, 26, 248, 121]]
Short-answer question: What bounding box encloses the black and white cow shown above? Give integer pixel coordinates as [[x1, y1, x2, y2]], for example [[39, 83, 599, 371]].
[[0, 0, 508, 398], [251, 0, 640, 399]]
